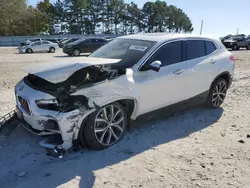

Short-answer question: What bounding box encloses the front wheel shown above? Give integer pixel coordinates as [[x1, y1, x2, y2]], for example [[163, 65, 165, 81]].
[[79, 102, 128, 150], [26, 48, 32, 53], [206, 78, 228, 108], [232, 44, 239, 51], [247, 44, 250, 50], [73, 49, 80, 56]]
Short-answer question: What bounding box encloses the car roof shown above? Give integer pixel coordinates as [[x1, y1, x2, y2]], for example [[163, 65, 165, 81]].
[[119, 33, 216, 42]]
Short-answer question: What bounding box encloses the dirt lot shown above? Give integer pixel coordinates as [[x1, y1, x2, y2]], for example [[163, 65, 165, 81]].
[[0, 47, 250, 188]]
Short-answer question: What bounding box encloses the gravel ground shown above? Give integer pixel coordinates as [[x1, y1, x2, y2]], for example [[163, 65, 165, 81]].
[[0, 48, 250, 188]]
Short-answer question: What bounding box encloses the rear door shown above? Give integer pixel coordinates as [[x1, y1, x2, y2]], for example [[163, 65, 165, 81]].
[[184, 39, 218, 99], [41, 41, 51, 51]]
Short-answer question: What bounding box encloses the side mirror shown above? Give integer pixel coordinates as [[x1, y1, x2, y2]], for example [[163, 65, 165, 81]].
[[148, 60, 161, 72]]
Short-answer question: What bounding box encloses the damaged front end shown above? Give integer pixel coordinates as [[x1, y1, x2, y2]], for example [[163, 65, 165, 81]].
[[15, 58, 127, 157]]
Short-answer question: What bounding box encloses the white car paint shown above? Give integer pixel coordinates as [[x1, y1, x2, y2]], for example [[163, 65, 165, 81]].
[[19, 40, 59, 53], [15, 33, 235, 153]]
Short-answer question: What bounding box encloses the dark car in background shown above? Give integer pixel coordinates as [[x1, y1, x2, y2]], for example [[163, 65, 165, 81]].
[[58, 38, 79, 48], [222, 35, 250, 50], [63, 38, 108, 56]]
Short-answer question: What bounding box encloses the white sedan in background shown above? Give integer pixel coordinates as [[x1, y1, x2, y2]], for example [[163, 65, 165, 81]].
[[19, 40, 59, 53]]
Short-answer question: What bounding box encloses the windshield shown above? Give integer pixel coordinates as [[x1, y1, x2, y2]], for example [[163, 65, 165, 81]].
[[90, 38, 156, 69]]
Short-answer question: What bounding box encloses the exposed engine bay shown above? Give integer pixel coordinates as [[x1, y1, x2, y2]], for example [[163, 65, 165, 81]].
[[23, 64, 126, 113]]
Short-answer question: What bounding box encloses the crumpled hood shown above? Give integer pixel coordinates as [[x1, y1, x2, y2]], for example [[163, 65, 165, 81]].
[[24, 57, 121, 83]]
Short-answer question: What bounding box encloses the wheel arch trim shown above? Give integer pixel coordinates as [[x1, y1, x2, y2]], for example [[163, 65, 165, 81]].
[[209, 71, 231, 90]]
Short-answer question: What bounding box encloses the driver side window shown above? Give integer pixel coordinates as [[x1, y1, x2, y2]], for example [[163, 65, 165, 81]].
[[150, 41, 183, 67]]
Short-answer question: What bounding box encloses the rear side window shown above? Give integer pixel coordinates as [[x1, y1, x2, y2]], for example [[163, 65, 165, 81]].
[[205, 41, 217, 55], [186, 40, 206, 60], [96, 39, 106, 43], [33, 41, 41, 45], [43, 41, 50, 44], [151, 41, 182, 67]]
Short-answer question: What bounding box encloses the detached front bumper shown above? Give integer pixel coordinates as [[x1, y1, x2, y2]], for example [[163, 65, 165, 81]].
[[15, 80, 92, 153]]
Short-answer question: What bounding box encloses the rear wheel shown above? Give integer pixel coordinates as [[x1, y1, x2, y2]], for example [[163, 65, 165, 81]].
[[73, 49, 80, 56], [79, 102, 128, 150], [206, 78, 228, 108], [49, 47, 55, 53], [247, 44, 250, 50], [26, 48, 32, 53]]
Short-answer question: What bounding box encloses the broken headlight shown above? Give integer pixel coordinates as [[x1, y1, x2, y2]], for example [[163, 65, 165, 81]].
[[35, 99, 59, 111]]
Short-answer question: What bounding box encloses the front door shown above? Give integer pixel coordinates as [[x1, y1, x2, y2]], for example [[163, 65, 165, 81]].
[[31, 41, 42, 52], [133, 40, 188, 116]]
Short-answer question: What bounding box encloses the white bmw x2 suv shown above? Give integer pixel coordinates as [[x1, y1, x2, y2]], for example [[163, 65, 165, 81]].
[[15, 33, 235, 156]]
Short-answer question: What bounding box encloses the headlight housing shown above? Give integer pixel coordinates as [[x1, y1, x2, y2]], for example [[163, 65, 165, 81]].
[[35, 99, 59, 111]]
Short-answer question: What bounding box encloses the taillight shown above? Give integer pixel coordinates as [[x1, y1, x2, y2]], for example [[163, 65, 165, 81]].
[[230, 55, 236, 63]]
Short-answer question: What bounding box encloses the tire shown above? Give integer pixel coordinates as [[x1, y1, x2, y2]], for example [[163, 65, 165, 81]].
[[49, 47, 55, 53], [247, 44, 250, 50], [206, 78, 228, 108], [79, 102, 128, 150], [73, 49, 81, 56], [232, 44, 238, 51], [26, 48, 32, 53]]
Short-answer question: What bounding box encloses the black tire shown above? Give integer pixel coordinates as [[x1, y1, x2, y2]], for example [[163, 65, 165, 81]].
[[232, 44, 238, 51], [247, 44, 250, 50], [73, 49, 81, 56], [79, 102, 128, 150], [206, 78, 228, 108], [49, 47, 55, 53], [26, 48, 32, 53]]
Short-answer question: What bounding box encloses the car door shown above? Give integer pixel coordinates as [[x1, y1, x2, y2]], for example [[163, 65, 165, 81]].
[[133, 40, 188, 115], [88, 39, 100, 52], [237, 37, 247, 48], [184, 39, 218, 99], [95, 39, 106, 50], [41, 41, 50, 51], [31, 41, 42, 52], [80, 39, 92, 53]]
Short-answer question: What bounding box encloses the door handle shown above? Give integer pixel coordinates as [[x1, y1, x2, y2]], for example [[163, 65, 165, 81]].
[[210, 59, 216, 64], [173, 69, 184, 75]]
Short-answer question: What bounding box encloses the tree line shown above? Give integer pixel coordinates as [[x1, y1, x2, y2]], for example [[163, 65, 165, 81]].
[[0, 0, 194, 36]]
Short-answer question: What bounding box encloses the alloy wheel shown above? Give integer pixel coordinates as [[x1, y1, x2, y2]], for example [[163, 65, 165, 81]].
[[73, 49, 80, 56], [212, 81, 227, 107], [50, 48, 55, 53], [94, 104, 125, 146]]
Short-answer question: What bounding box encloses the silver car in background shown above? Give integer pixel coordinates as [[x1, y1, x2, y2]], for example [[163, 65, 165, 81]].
[[19, 40, 59, 53]]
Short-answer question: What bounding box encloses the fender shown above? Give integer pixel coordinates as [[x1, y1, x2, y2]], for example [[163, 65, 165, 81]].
[[209, 71, 232, 90]]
